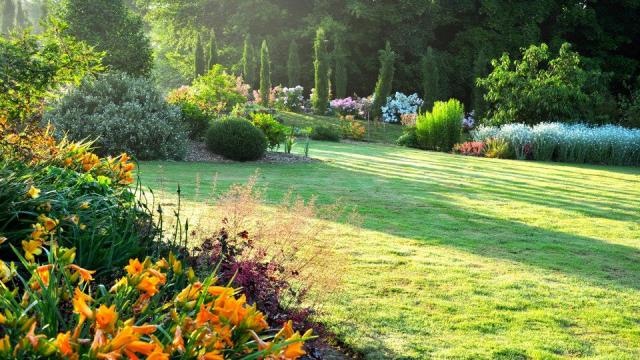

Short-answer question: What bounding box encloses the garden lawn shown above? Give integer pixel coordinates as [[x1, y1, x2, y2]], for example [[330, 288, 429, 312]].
[[139, 141, 640, 359]]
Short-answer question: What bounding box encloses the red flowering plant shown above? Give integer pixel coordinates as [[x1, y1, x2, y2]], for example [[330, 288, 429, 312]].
[[453, 141, 486, 157]]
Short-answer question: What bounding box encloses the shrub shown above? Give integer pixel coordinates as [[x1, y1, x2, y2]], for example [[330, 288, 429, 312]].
[[251, 113, 288, 150], [310, 125, 341, 142], [495, 124, 533, 160], [0, 118, 153, 274], [396, 126, 419, 148], [191, 64, 248, 115], [206, 117, 267, 161], [340, 119, 366, 141], [453, 141, 485, 156], [372, 41, 396, 119], [416, 99, 464, 152], [484, 138, 511, 159], [274, 85, 305, 112], [619, 87, 640, 129], [0, 248, 312, 359], [382, 92, 423, 123], [331, 97, 358, 117], [312, 28, 329, 115], [45, 72, 188, 160], [477, 43, 613, 126]]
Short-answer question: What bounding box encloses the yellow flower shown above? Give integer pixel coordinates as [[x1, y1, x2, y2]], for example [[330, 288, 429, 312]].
[[95, 305, 118, 331], [0, 313, 5, 325], [68, 215, 80, 225], [0, 260, 13, 283], [27, 186, 41, 199], [54, 332, 74, 357], [0, 236, 6, 245], [0, 335, 9, 354], [68, 264, 96, 284], [30, 223, 47, 241], [79, 202, 90, 209], [124, 259, 143, 276], [79, 224, 87, 230], [22, 239, 44, 262]]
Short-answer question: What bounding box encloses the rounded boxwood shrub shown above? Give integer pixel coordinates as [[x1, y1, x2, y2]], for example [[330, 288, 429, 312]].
[[310, 125, 341, 142], [206, 117, 267, 161], [45, 72, 188, 160]]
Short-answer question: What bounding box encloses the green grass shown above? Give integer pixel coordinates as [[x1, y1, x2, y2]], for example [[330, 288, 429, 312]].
[[139, 141, 640, 359], [278, 111, 404, 144]]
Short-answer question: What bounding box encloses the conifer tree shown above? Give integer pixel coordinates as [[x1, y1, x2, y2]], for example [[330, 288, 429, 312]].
[[259, 40, 271, 107], [1, 0, 15, 33], [241, 35, 257, 88], [287, 39, 301, 87], [471, 49, 489, 118], [372, 41, 396, 120], [312, 27, 329, 114], [207, 29, 218, 70], [334, 40, 348, 99], [15, 0, 28, 28], [421, 46, 440, 110], [194, 33, 206, 78]]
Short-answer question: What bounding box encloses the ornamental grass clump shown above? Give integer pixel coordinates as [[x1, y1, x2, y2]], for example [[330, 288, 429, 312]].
[[416, 99, 464, 152]]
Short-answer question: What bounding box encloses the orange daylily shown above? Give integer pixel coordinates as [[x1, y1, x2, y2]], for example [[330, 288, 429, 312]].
[[171, 326, 185, 353], [72, 288, 94, 320], [68, 264, 96, 284], [38, 214, 59, 232], [125, 259, 143, 276], [196, 304, 219, 326], [137, 275, 162, 298], [95, 305, 118, 331], [54, 332, 74, 357], [25, 322, 46, 349]]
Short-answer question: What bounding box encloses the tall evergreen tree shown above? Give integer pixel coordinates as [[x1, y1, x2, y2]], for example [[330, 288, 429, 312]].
[[1, 0, 15, 34], [194, 33, 205, 77], [207, 29, 218, 70], [15, 0, 28, 28], [372, 41, 396, 120], [286, 39, 301, 87], [334, 40, 348, 99], [471, 49, 489, 119], [312, 27, 329, 114], [259, 40, 271, 107], [60, 0, 152, 76], [421, 46, 440, 111], [241, 35, 256, 88]]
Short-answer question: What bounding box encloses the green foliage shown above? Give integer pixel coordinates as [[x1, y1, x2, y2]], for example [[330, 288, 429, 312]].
[[206, 117, 267, 161], [241, 34, 257, 88], [484, 137, 512, 159], [396, 126, 419, 148], [59, 0, 152, 76], [194, 33, 206, 78], [416, 99, 464, 152], [421, 47, 440, 111], [1, 0, 15, 33], [45, 72, 188, 160], [0, 20, 103, 122], [477, 43, 611, 126], [372, 41, 396, 120], [251, 112, 288, 150], [471, 49, 490, 118], [619, 86, 640, 129], [207, 29, 219, 70], [310, 125, 341, 142], [15, 0, 27, 29], [191, 64, 248, 115], [334, 40, 348, 99], [287, 39, 301, 87], [312, 27, 329, 115], [259, 40, 271, 107], [176, 102, 210, 140]]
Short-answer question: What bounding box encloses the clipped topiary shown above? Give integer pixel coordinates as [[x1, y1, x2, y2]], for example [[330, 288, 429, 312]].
[[206, 117, 267, 161]]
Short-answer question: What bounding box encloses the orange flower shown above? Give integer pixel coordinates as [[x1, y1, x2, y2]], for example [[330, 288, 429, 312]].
[[68, 264, 96, 284], [0, 313, 5, 325], [0, 335, 10, 353], [171, 326, 185, 353], [196, 304, 219, 326], [30, 264, 52, 290], [25, 322, 46, 349], [54, 332, 74, 357], [137, 275, 162, 298], [215, 294, 247, 326], [125, 259, 143, 276], [131, 325, 157, 335], [201, 351, 224, 360], [72, 288, 94, 320], [95, 305, 118, 331], [146, 345, 169, 360], [38, 214, 59, 232]]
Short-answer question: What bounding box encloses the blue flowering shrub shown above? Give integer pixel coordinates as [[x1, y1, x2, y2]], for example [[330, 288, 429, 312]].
[[381, 92, 423, 123]]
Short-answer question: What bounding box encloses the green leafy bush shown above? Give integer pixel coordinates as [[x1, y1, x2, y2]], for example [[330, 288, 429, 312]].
[[166, 87, 211, 140], [396, 126, 419, 148], [191, 64, 248, 115], [416, 99, 464, 151], [477, 43, 613, 126], [206, 117, 267, 161], [251, 113, 288, 150], [484, 138, 512, 159], [45, 72, 188, 160], [310, 125, 341, 142]]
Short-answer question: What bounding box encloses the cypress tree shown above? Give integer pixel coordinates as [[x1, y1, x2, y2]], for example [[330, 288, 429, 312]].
[[194, 33, 206, 78], [2, 0, 15, 33], [312, 27, 329, 115], [372, 41, 396, 120], [15, 0, 27, 28], [287, 40, 301, 86], [241, 35, 256, 88], [259, 40, 271, 107], [471, 49, 489, 118], [334, 40, 348, 99], [207, 29, 218, 70], [421, 46, 440, 110]]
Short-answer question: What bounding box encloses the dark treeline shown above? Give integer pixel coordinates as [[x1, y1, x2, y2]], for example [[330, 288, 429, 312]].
[[135, 0, 639, 105]]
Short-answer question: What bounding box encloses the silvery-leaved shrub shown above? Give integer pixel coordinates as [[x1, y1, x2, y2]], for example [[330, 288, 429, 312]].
[[46, 72, 188, 160]]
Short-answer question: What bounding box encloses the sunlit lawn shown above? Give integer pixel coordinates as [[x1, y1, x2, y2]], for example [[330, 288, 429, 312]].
[[139, 140, 640, 359]]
